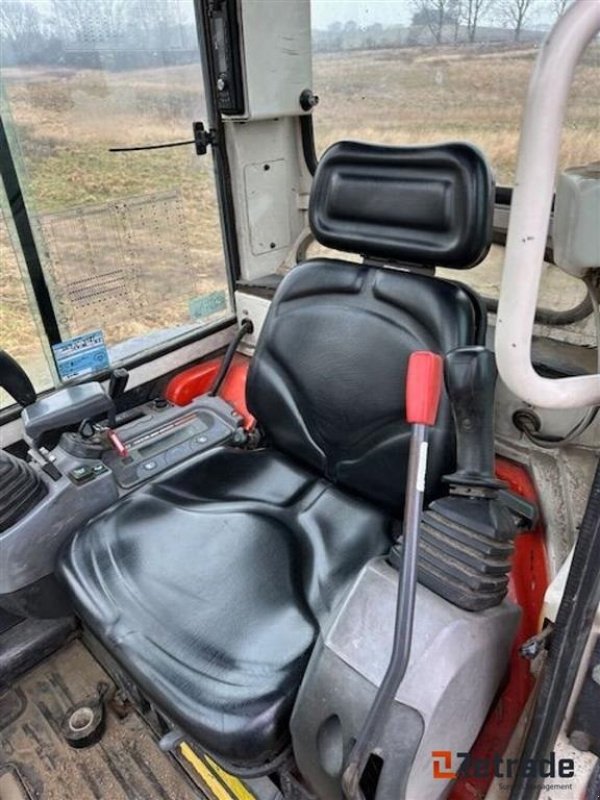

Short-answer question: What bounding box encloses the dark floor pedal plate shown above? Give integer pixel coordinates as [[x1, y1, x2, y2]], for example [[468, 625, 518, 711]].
[[0, 640, 201, 800]]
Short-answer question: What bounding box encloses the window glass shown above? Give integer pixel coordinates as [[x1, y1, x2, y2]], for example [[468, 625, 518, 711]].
[[309, 0, 598, 331], [305, 239, 587, 315], [310, 1, 599, 185], [0, 186, 54, 409], [1, 0, 230, 393]]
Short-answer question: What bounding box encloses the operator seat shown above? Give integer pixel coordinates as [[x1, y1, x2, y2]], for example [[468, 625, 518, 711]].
[[60, 141, 493, 768]]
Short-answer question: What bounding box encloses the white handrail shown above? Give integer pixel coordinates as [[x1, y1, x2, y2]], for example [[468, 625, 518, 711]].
[[495, 0, 600, 410]]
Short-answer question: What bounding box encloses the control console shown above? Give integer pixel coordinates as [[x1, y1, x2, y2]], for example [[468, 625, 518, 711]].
[[0, 394, 243, 607], [102, 396, 240, 488]]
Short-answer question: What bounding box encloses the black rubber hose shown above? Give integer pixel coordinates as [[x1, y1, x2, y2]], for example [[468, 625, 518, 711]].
[[0, 350, 37, 406], [485, 292, 593, 327], [509, 457, 600, 800], [208, 319, 253, 397]]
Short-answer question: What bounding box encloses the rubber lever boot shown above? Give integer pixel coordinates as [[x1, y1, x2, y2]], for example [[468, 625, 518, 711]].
[[443, 346, 505, 490]]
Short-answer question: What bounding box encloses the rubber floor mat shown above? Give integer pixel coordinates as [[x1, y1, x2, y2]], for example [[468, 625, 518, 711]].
[[0, 639, 202, 800]]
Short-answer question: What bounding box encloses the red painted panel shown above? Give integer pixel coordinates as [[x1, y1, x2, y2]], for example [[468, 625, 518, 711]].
[[164, 354, 254, 429], [449, 457, 549, 800]]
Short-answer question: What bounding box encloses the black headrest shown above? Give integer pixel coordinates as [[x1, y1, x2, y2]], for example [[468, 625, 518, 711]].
[[309, 141, 494, 270]]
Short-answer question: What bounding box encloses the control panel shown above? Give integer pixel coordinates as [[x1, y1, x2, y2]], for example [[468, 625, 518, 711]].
[[0, 395, 243, 600], [103, 396, 240, 489]]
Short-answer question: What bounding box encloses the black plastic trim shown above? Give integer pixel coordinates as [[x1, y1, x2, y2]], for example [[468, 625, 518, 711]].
[[0, 614, 77, 688]]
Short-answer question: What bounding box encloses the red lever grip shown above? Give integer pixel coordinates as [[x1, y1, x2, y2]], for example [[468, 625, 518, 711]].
[[406, 351, 444, 426], [106, 428, 129, 458]]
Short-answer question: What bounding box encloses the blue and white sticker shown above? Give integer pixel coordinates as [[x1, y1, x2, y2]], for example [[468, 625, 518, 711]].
[[52, 330, 110, 381]]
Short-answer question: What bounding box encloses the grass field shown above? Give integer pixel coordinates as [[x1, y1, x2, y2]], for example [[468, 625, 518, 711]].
[[1, 41, 598, 405], [313, 43, 599, 182]]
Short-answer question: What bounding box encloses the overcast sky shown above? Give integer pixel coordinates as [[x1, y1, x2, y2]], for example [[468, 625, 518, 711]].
[[310, 0, 560, 30], [21, 0, 562, 34], [311, 1, 412, 29]]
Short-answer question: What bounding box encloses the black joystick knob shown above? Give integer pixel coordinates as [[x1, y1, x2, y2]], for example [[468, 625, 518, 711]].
[[108, 368, 129, 401], [443, 346, 504, 489]]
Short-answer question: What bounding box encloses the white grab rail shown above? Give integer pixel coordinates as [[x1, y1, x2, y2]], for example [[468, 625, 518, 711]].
[[495, 0, 600, 410]]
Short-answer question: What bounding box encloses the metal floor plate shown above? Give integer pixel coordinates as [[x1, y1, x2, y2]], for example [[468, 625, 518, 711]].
[[0, 640, 202, 800]]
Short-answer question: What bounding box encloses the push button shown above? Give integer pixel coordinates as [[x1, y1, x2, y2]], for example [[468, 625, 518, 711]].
[[69, 462, 108, 485], [69, 465, 94, 484]]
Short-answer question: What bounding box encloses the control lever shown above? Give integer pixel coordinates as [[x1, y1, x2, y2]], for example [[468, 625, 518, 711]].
[[108, 368, 129, 402], [107, 368, 129, 428], [414, 346, 519, 612], [443, 346, 503, 489], [342, 351, 443, 800], [105, 428, 128, 458]]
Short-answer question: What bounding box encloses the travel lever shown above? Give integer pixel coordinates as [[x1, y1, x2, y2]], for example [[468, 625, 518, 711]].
[[342, 351, 443, 800]]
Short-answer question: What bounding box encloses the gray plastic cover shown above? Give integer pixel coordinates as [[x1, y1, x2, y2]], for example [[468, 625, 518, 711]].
[[553, 163, 600, 278], [22, 383, 113, 440]]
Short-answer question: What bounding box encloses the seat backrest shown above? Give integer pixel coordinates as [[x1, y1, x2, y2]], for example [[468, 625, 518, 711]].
[[247, 141, 494, 514]]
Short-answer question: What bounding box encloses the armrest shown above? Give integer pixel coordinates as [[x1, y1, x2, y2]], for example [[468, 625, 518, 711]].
[[22, 383, 113, 440]]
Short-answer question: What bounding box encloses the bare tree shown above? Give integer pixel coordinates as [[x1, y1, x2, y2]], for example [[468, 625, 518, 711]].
[[0, 0, 48, 65], [497, 0, 537, 41], [452, 0, 463, 42], [462, 0, 492, 42], [0, 0, 40, 44], [411, 0, 460, 44], [550, 0, 571, 20], [51, 0, 129, 48]]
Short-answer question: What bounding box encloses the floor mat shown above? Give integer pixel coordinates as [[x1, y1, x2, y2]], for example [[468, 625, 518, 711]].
[[0, 640, 201, 800]]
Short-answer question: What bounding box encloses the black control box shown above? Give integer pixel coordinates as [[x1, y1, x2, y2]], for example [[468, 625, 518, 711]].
[[103, 396, 241, 490]]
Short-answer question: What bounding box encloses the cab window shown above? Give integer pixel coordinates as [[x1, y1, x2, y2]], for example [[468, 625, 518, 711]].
[[0, 0, 232, 408]]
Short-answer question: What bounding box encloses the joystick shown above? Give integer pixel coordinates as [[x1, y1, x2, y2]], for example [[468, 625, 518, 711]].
[[416, 347, 517, 611]]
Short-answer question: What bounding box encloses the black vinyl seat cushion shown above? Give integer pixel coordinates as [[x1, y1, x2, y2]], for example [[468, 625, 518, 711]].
[[247, 260, 486, 515], [60, 447, 393, 765]]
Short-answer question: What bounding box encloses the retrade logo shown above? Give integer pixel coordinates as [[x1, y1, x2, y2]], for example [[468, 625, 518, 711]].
[[431, 750, 575, 788], [431, 751, 457, 780]]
